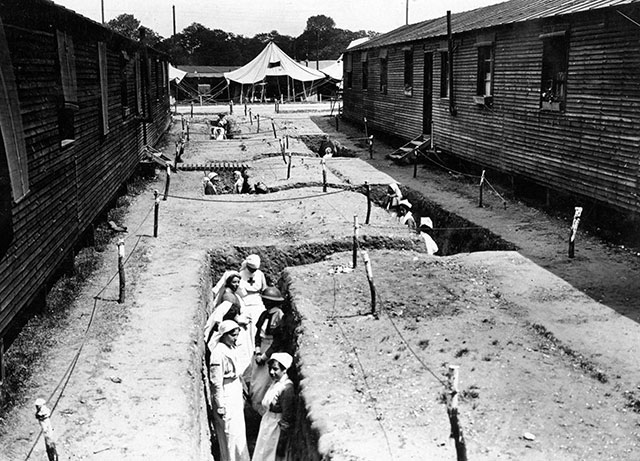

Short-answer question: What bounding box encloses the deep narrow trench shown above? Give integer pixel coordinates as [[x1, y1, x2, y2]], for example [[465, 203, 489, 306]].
[[202, 184, 516, 459]]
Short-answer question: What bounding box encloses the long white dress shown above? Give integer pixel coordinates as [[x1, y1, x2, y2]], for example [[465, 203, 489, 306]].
[[251, 375, 294, 461], [209, 342, 250, 461], [239, 267, 267, 351]]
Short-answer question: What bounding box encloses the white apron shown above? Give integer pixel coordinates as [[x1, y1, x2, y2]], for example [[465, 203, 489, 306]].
[[251, 376, 291, 461]]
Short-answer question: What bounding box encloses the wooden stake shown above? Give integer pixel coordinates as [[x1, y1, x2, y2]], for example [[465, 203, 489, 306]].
[[568, 206, 583, 258], [35, 399, 58, 461], [244, 102, 247, 116], [257, 114, 260, 133], [447, 365, 468, 461], [479, 170, 486, 208], [287, 153, 292, 180], [249, 109, 253, 125], [190, 101, 193, 118], [163, 165, 171, 201], [362, 250, 377, 318], [368, 135, 374, 159], [286, 134, 289, 149], [321, 158, 327, 192], [363, 116, 369, 139], [186, 123, 190, 142], [353, 215, 359, 269], [153, 190, 159, 238], [271, 119, 277, 138], [413, 149, 418, 178], [365, 181, 372, 224], [281, 139, 287, 164], [335, 114, 339, 131], [117, 239, 125, 303], [229, 100, 233, 114]]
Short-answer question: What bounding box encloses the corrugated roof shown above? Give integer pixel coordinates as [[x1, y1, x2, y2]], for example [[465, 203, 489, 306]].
[[351, 0, 639, 50]]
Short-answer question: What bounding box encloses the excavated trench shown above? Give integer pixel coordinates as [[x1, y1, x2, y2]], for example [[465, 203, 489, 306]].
[[201, 184, 516, 459]]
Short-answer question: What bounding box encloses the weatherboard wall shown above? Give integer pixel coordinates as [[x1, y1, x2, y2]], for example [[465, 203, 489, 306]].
[[343, 6, 640, 216], [0, 1, 171, 342]]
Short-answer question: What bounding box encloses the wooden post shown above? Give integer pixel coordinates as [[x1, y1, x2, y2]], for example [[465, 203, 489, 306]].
[[286, 134, 289, 150], [163, 165, 171, 201], [35, 399, 58, 461], [244, 102, 247, 116], [365, 181, 372, 224], [229, 100, 233, 114], [274, 99, 278, 112], [287, 153, 292, 180], [363, 116, 369, 139], [568, 207, 583, 258], [335, 114, 339, 131], [153, 190, 159, 238], [249, 109, 253, 125], [447, 365, 468, 461], [413, 149, 418, 178], [257, 114, 260, 133], [181, 114, 185, 131], [190, 101, 193, 118], [117, 239, 125, 304], [321, 158, 327, 192], [353, 215, 359, 269], [368, 135, 374, 159], [281, 139, 287, 164], [479, 170, 486, 208], [186, 123, 190, 142], [271, 119, 277, 138], [362, 251, 377, 318]]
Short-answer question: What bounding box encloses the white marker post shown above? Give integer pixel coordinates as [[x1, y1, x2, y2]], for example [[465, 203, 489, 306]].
[[117, 239, 125, 304], [568, 206, 583, 258], [35, 399, 58, 461]]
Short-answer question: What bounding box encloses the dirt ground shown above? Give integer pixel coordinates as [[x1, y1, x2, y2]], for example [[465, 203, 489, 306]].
[[1, 103, 639, 460]]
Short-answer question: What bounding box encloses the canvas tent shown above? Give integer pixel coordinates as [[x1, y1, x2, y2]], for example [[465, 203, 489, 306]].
[[224, 41, 327, 102]]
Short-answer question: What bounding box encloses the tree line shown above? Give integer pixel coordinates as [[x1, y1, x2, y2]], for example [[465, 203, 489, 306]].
[[107, 14, 379, 66]]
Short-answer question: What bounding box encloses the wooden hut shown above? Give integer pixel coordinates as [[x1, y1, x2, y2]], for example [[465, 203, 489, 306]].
[[0, 0, 171, 371], [343, 0, 640, 217]]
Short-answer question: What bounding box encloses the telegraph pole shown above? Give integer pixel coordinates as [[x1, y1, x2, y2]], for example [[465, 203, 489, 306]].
[[172, 5, 176, 36], [101, 0, 105, 24], [406, 0, 409, 25]]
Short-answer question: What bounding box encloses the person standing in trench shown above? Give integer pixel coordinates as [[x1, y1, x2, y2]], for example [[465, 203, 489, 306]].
[[252, 353, 295, 461], [208, 320, 250, 461]]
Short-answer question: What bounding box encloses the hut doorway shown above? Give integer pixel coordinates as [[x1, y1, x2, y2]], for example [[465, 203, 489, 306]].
[[422, 51, 433, 136]]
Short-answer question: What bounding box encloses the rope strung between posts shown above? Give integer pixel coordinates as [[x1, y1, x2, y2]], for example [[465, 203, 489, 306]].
[[164, 187, 357, 203], [328, 274, 395, 461], [23, 202, 155, 461]]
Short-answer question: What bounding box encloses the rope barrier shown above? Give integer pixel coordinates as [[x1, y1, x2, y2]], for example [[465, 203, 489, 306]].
[[329, 274, 395, 460], [23, 202, 154, 460], [164, 187, 355, 203]]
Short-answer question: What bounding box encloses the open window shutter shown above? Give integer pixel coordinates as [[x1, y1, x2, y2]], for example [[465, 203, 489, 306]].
[[56, 30, 78, 108], [134, 52, 142, 114], [360, 51, 368, 62], [345, 53, 353, 72], [379, 48, 388, 59], [98, 41, 109, 135], [0, 18, 29, 202]]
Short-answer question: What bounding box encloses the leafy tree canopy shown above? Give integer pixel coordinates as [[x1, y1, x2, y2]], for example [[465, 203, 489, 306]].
[[106, 13, 162, 47]]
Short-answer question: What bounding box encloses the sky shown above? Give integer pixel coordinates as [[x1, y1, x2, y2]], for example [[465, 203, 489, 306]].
[[48, 0, 506, 38]]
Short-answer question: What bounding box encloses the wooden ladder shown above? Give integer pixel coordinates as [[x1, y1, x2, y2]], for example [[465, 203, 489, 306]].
[[387, 135, 431, 164]]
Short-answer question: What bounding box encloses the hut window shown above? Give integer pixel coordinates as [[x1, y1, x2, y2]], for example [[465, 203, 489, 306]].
[[476, 46, 493, 97], [345, 54, 353, 89], [134, 53, 142, 115], [120, 52, 132, 118], [56, 31, 78, 146], [404, 49, 413, 96], [540, 33, 568, 111], [1, 19, 29, 203], [380, 55, 388, 94], [98, 42, 109, 135], [440, 51, 449, 98], [361, 52, 368, 90]]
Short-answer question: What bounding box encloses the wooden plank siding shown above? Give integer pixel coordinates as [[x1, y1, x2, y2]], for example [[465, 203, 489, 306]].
[[344, 6, 640, 216], [0, 0, 171, 341]]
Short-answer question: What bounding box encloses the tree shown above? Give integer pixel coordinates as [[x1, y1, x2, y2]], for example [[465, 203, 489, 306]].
[[106, 14, 162, 47], [305, 15, 336, 33]]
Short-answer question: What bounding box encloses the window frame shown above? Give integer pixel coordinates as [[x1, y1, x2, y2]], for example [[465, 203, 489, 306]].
[[403, 48, 413, 97], [440, 51, 449, 98], [361, 52, 369, 91], [476, 45, 494, 98], [379, 55, 388, 94], [540, 31, 569, 112]]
